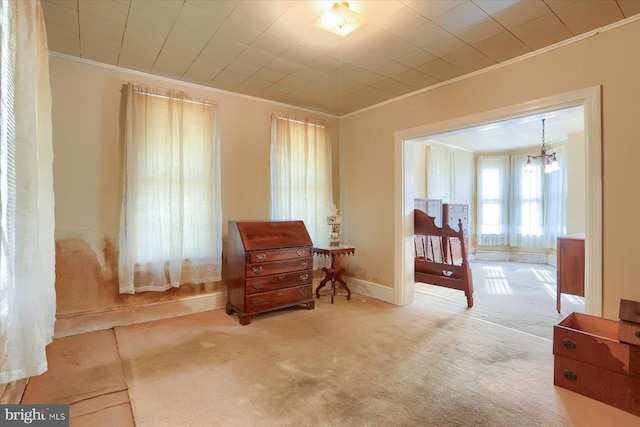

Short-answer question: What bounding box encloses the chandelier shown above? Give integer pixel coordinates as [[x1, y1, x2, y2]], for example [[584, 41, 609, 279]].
[[524, 118, 559, 174]]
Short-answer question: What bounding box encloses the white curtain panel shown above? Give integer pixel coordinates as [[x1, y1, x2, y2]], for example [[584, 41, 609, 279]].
[[270, 113, 332, 246], [119, 84, 222, 294], [425, 144, 454, 203], [510, 147, 567, 249], [0, 0, 56, 383]]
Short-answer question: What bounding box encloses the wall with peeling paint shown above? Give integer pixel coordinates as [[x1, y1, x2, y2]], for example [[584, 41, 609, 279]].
[[49, 55, 340, 323]]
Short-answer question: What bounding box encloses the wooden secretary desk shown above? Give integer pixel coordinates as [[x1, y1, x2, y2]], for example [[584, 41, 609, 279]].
[[226, 220, 315, 325]]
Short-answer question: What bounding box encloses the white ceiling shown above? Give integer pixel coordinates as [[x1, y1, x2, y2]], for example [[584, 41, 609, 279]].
[[42, 0, 640, 117], [421, 105, 584, 152]]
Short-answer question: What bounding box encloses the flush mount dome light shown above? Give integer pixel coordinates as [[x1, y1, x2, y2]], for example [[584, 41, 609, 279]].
[[315, 2, 366, 36]]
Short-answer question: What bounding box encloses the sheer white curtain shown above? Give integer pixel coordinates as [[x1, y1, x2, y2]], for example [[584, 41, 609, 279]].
[[425, 144, 454, 202], [0, 0, 56, 383], [119, 83, 222, 294], [476, 155, 510, 246], [510, 147, 567, 249], [270, 113, 332, 246]]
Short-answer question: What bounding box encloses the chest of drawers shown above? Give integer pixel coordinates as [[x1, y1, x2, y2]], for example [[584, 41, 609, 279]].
[[553, 312, 640, 416], [225, 220, 314, 325]]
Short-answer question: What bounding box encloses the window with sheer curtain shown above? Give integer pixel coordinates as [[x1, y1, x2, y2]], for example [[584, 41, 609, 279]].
[[270, 113, 332, 246], [0, 0, 56, 383], [476, 155, 510, 246], [118, 83, 222, 294], [476, 148, 567, 250]]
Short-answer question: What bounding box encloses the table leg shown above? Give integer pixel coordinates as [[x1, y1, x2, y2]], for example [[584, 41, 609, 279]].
[[316, 267, 331, 299]]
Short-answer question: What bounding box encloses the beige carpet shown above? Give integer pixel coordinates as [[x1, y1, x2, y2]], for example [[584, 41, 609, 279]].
[[113, 295, 638, 427], [415, 260, 585, 340]]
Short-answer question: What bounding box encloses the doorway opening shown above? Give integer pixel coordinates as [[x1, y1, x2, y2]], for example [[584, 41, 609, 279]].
[[393, 86, 602, 317]]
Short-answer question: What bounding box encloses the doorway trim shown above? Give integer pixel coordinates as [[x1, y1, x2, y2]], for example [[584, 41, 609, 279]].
[[393, 86, 602, 316]]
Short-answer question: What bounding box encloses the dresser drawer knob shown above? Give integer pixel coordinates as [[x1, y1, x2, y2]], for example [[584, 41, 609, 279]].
[[300, 290, 308, 297], [300, 274, 309, 281], [252, 300, 262, 306], [256, 254, 266, 262], [563, 370, 578, 381], [296, 250, 305, 257], [278, 275, 286, 280], [636, 331, 640, 339], [300, 261, 309, 266], [636, 309, 640, 316], [251, 266, 263, 274], [252, 283, 262, 290], [277, 290, 285, 296], [562, 339, 576, 350]]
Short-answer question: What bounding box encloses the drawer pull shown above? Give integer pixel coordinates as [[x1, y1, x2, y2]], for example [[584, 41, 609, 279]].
[[636, 331, 640, 339], [563, 370, 578, 381], [300, 261, 309, 266], [252, 300, 262, 306], [300, 289, 308, 297], [562, 339, 576, 350], [636, 309, 640, 316], [296, 250, 305, 257], [252, 283, 262, 290], [251, 266, 263, 274], [277, 290, 285, 296], [300, 274, 309, 281], [256, 254, 266, 262], [278, 275, 286, 280]]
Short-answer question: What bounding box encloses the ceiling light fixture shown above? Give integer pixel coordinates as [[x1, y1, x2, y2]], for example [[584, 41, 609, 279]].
[[314, 2, 366, 36], [524, 118, 559, 174]]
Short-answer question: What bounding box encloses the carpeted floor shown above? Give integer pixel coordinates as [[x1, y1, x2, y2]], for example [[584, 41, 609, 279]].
[[414, 260, 586, 340], [20, 261, 639, 426]]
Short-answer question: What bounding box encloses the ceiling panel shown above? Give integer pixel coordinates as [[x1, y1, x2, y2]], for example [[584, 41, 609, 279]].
[[41, 0, 640, 116]]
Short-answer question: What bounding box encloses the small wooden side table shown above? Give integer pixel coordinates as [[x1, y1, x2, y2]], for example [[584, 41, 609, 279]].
[[313, 245, 355, 303]]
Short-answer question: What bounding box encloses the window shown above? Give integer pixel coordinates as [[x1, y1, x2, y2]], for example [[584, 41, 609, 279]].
[[477, 156, 510, 246], [118, 83, 222, 294], [270, 113, 332, 245], [477, 149, 567, 250]]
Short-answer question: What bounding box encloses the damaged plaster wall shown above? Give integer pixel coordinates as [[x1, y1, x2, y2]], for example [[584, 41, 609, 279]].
[[49, 55, 340, 321]]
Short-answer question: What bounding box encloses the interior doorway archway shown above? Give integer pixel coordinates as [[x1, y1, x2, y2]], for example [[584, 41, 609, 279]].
[[393, 86, 602, 316]]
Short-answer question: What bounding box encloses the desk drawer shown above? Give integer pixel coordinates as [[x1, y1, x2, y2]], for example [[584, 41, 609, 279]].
[[246, 258, 312, 277], [245, 271, 312, 294], [246, 247, 311, 263], [245, 285, 313, 313]]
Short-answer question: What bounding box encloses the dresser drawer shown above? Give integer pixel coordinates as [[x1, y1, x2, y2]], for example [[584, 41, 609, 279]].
[[246, 271, 312, 294], [245, 258, 312, 277], [554, 355, 640, 416], [553, 312, 640, 378], [618, 320, 640, 346], [246, 247, 311, 263], [245, 285, 313, 313], [619, 299, 640, 323]]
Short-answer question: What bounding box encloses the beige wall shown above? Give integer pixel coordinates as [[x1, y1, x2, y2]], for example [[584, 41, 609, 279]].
[[341, 20, 640, 318], [567, 131, 586, 235], [50, 56, 340, 318]]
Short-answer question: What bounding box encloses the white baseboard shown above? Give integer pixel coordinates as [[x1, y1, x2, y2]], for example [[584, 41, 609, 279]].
[[54, 292, 227, 338], [342, 276, 396, 304], [474, 250, 555, 266]]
